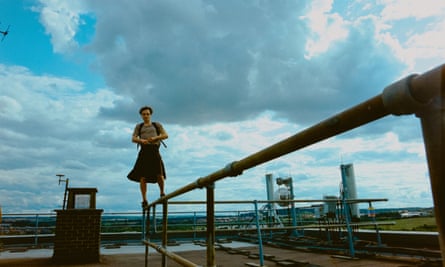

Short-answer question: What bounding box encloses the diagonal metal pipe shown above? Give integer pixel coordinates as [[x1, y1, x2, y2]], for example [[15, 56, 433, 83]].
[[147, 64, 444, 266]]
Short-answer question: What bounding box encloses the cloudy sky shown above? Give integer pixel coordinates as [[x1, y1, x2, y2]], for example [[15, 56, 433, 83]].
[[1, 0, 444, 214]]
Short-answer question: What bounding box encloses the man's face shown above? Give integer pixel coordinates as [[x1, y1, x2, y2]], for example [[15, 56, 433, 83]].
[[141, 110, 151, 120]]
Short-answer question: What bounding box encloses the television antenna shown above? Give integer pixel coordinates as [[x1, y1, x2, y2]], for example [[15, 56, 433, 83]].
[[56, 174, 70, 210]]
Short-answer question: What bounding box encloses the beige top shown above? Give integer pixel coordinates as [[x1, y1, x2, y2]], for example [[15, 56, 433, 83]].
[[133, 123, 166, 146]]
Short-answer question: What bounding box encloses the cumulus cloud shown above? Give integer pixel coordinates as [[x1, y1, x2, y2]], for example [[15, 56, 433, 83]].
[[301, 0, 349, 59], [1, 0, 442, 213], [374, 0, 445, 71], [67, 0, 406, 127], [379, 0, 445, 20], [35, 0, 90, 53], [34, 1, 445, 126]]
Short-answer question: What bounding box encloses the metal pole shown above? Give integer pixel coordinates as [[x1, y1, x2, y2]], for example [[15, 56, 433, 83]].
[[392, 64, 444, 264], [153, 205, 157, 234], [34, 214, 39, 246], [151, 81, 414, 208], [288, 180, 298, 237], [340, 165, 355, 258], [142, 207, 146, 241], [253, 200, 265, 267], [144, 244, 148, 267], [368, 202, 382, 247], [144, 206, 149, 267], [206, 183, 216, 267], [162, 201, 168, 267], [193, 211, 197, 241], [56, 174, 69, 210], [149, 94, 390, 207], [418, 106, 444, 263], [143, 240, 200, 267], [62, 178, 69, 210]]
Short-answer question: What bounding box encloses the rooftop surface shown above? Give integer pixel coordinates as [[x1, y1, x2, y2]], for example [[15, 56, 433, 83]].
[[0, 241, 436, 267]]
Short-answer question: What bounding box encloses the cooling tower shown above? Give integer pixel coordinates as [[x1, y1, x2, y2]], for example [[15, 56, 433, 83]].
[[265, 173, 274, 202], [340, 164, 360, 218]]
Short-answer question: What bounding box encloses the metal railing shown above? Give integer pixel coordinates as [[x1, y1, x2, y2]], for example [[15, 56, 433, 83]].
[[143, 64, 445, 267], [2, 206, 387, 246], [144, 198, 392, 267]]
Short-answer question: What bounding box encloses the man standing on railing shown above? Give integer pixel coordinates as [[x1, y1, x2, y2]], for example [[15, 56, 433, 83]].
[[127, 106, 168, 209]]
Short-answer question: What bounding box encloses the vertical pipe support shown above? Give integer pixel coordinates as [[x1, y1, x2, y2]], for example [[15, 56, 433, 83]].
[[289, 181, 299, 237], [384, 65, 444, 264], [418, 106, 445, 262], [340, 165, 356, 258], [413, 66, 444, 265], [144, 206, 151, 267], [142, 208, 146, 241], [153, 205, 157, 233], [62, 179, 69, 210], [34, 214, 39, 246], [368, 202, 382, 246], [193, 211, 197, 241], [253, 200, 265, 267], [162, 200, 168, 267], [206, 183, 216, 267]]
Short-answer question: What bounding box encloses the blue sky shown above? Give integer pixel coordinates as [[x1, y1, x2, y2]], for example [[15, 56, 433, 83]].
[[0, 0, 444, 214]]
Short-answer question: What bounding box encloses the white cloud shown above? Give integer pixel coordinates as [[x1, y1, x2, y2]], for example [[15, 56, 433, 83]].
[[1, 0, 440, 214], [35, 0, 89, 53], [0, 64, 114, 128], [379, 0, 445, 21], [0, 96, 433, 212], [302, 0, 445, 72], [376, 0, 445, 71], [0, 95, 23, 121], [301, 0, 349, 59]]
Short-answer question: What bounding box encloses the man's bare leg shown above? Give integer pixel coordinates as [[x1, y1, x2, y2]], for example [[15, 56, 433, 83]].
[[157, 175, 165, 196], [140, 177, 148, 205]]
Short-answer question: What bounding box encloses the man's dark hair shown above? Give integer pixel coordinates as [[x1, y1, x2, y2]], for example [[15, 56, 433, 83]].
[[139, 106, 153, 115]]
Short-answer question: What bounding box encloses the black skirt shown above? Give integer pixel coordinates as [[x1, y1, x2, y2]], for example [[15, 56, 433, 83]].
[[127, 144, 166, 183]]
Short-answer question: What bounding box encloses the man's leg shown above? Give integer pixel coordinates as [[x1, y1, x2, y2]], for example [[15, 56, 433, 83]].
[[140, 177, 147, 203], [157, 175, 165, 196]]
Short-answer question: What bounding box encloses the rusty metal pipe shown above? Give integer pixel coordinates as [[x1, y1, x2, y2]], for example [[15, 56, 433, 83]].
[[150, 94, 390, 209], [411, 64, 444, 103], [156, 65, 442, 216], [146, 63, 444, 265], [232, 95, 390, 175], [143, 240, 201, 267]]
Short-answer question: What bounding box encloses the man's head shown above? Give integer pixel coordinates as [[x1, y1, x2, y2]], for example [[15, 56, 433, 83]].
[[139, 106, 153, 115]]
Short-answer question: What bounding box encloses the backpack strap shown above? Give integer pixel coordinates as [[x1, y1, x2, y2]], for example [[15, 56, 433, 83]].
[[137, 123, 144, 150], [153, 122, 167, 148], [138, 122, 144, 137]]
